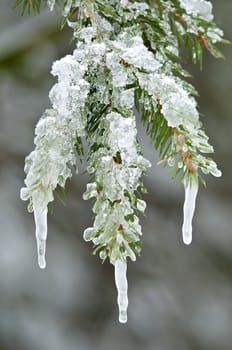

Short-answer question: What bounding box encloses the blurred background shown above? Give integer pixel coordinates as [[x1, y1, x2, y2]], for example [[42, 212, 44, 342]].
[[0, 1, 231, 349]]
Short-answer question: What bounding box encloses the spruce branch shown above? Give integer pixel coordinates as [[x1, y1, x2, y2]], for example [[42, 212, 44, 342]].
[[17, 0, 226, 323]]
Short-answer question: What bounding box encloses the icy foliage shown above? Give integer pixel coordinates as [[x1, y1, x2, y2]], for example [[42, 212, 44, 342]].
[[137, 69, 222, 178], [179, 0, 213, 21], [83, 111, 151, 263], [20, 109, 76, 211], [21, 51, 90, 211], [20, 0, 225, 322], [20, 38, 109, 212], [137, 72, 198, 128]]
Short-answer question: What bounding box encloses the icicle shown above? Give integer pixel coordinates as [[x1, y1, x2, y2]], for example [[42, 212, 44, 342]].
[[64, 0, 73, 16], [33, 206, 48, 269], [47, 0, 55, 11], [182, 179, 198, 245], [114, 259, 128, 324]]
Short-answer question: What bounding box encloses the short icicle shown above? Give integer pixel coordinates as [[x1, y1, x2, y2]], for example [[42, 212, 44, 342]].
[[182, 179, 199, 245], [33, 206, 48, 269], [114, 259, 128, 324]]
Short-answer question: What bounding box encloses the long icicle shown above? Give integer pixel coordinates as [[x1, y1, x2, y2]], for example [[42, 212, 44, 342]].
[[33, 206, 48, 269], [114, 260, 128, 324], [182, 179, 199, 245]]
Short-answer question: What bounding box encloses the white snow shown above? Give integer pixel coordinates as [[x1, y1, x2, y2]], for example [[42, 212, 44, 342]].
[[179, 0, 213, 21]]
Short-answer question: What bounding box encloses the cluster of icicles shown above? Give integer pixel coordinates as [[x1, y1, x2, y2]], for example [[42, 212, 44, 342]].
[[32, 180, 198, 323]]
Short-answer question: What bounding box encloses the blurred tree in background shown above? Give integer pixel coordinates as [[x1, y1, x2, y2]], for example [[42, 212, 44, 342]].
[[0, 1, 231, 349]]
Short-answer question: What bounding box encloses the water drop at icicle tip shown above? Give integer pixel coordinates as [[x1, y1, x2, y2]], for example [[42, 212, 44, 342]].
[[114, 259, 128, 324], [182, 228, 192, 245], [182, 180, 198, 245], [39, 258, 46, 269]]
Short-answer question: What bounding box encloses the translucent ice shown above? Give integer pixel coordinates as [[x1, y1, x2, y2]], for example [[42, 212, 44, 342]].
[[33, 206, 48, 269], [47, 0, 55, 11], [182, 180, 198, 245], [114, 259, 128, 323], [64, 0, 73, 16]]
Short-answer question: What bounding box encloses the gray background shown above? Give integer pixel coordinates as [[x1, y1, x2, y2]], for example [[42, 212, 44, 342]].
[[0, 1, 231, 349]]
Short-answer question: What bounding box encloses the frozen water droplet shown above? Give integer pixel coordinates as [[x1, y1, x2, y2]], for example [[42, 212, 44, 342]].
[[215, 169, 222, 177], [136, 199, 146, 212], [83, 227, 95, 241], [99, 250, 107, 260], [114, 259, 128, 323], [33, 206, 48, 269], [168, 157, 175, 167], [182, 180, 198, 245]]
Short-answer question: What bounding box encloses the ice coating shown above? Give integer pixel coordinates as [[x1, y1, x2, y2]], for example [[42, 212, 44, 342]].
[[83, 111, 150, 263], [179, 0, 213, 21], [114, 260, 128, 323], [64, 0, 73, 16], [182, 180, 199, 245], [33, 206, 48, 269]]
